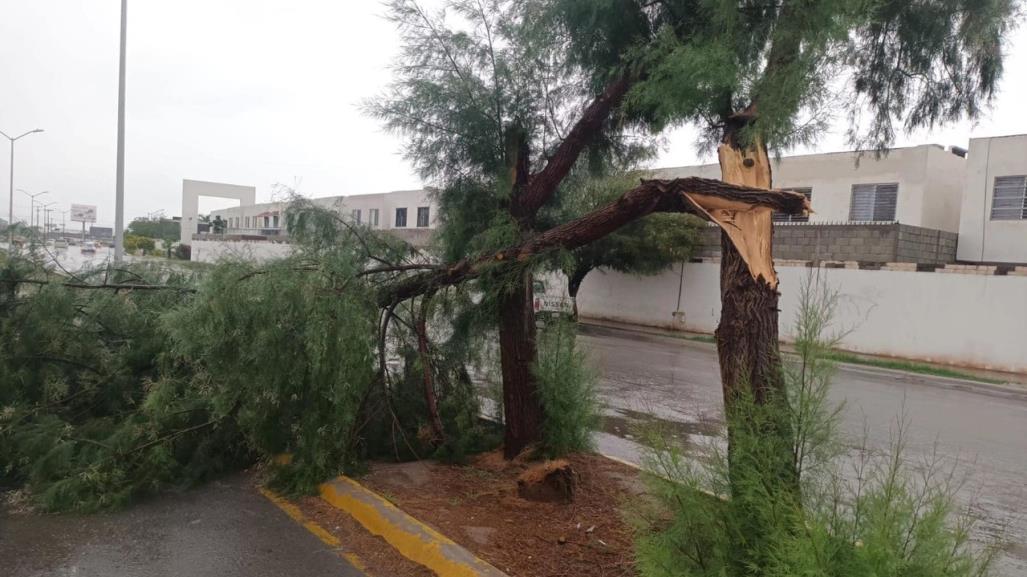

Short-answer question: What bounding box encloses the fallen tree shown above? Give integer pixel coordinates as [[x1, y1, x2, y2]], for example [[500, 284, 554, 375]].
[[376, 176, 808, 308]]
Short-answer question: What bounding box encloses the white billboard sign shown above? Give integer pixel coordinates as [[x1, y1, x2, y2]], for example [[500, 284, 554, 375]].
[[70, 204, 97, 223]]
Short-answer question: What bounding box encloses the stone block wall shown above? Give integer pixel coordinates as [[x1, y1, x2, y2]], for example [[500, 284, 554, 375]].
[[695, 222, 957, 264]]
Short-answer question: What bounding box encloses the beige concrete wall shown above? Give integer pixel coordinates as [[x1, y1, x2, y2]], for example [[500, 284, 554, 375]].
[[957, 135, 1027, 263], [921, 145, 966, 232], [577, 263, 1027, 374]]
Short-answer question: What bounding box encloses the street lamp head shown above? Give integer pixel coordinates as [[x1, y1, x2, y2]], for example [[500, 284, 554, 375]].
[[32, 129, 44, 134]]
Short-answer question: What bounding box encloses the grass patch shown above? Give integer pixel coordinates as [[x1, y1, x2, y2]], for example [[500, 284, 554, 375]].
[[820, 351, 1003, 384], [578, 323, 1005, 385]]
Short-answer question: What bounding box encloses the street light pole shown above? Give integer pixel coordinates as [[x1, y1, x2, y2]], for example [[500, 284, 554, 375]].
[[1, 128, 44, 245], [113, 0, 128, 263], [19, 189, 49, 235], [39, 201, 56, 243]]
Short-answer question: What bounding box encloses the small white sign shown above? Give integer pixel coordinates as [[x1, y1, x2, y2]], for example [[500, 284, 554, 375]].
[[70, 204, 97, 223]]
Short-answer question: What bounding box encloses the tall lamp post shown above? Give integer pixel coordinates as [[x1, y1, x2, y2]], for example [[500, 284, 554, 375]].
[[1, 128, 44, 245], [39, 201, 56, 243], [113, 0, 128, 263], [19, 189, 49, 232]]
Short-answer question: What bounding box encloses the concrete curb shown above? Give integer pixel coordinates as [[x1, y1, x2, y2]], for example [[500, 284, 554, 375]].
[[319, 475, 508, 577]]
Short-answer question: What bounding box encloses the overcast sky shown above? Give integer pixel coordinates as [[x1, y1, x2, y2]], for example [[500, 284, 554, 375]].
[[2, 1, 1026, 227]]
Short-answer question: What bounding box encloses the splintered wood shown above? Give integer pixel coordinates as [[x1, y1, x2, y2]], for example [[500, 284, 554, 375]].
[[680, 144, 809, 288]]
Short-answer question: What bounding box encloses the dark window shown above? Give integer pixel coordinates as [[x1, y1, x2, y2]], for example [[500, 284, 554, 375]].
[[351, 209, 362, 225], [417, 206, 430, 227], [369, 208, 380, 227], [849, 183, 898, 221], [272, 215, 280, 228], [395, 207, 407, 228], [773, 188, 812, 222], [990, 175, 1027, 220]]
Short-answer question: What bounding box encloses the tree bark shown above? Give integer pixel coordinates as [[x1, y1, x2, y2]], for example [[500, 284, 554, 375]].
[[498, 267, 544, 458], [415, 293, 445, 444], [714, 127, 799, 497], [498, 127, 544, 458]]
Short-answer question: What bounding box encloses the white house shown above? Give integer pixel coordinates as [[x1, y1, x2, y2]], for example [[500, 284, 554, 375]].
[[654, 144, 967, 231], [207, 188, 436, 236], [957, 134, 1027, 264]]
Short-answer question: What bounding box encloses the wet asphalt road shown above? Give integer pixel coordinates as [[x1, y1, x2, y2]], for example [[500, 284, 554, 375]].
[[581, 323, 1027, 577], [0, 474, 361, 577]]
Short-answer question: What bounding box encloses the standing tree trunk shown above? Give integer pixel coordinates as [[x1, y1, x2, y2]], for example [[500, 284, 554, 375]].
[[498, 266, 543, 457], [566, 266, 590, 321], [715, 125, 800, 577], [498, 127, 545, 458], [415, 293, 445, 444]]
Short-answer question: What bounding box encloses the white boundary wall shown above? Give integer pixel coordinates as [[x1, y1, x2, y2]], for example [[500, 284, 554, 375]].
[[577, 263, 1027, 374], [191, 239, 294, 263]]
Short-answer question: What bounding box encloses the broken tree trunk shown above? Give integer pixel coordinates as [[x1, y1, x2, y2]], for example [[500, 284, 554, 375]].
[[713, 128, 801, 508]]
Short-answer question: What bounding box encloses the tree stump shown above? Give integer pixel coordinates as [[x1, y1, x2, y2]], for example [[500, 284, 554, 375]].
[[516, 459, 576, 503]]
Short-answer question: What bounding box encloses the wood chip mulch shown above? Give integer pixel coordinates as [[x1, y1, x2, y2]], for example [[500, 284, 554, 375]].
[[359, 451, 644, 577]]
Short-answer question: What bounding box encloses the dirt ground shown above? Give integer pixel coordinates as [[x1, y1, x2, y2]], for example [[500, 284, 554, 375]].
[[359, 452, 645, 577]]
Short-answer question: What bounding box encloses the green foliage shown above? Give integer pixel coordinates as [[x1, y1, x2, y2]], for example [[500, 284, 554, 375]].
[[632, 272, 999, 577], [162, 254, 378, 494], [123, 234, 156, 253], [0, 256, 230, 511], [534, 318, 599, 457], [127, 217, 179, 243], [551, 0, 1018, 152]]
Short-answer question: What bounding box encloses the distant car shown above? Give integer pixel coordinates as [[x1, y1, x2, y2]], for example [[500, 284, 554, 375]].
[[81, 241, 96, 254], [53, 239, 68, 249]]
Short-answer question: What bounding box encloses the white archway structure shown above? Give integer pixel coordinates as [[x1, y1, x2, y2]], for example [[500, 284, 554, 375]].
[[180, 179, 256, 245]]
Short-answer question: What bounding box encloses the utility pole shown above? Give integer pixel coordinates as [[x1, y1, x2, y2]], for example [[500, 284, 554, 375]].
[[1, 128, 44, 245], [113, 0, 128, 263]]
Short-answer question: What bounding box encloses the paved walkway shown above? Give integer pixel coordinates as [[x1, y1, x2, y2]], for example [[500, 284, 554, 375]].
[[0, 474, 362, 577]]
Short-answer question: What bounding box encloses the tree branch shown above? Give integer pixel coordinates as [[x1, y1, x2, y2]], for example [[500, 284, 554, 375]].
[[377, 177, 807, 306], [517, 73, 635, 218]]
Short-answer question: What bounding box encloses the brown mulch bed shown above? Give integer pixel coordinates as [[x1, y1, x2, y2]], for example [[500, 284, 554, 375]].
[[359, 451, 645, 577]]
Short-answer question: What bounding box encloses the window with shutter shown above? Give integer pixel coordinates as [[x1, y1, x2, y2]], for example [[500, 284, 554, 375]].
[[849, 183, 898, 221], [990, 176, 1027, 221], [773, 188, 812, 222]]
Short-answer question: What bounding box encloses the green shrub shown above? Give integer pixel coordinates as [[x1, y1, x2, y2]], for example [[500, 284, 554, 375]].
[[124, 234, 155, 253], [632, 272, 999, 577], [534, 317, 599, 457]]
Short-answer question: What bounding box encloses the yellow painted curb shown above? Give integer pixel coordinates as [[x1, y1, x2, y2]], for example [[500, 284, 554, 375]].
[[259, 487, 367, 573], [319, 476, 507, 577]]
